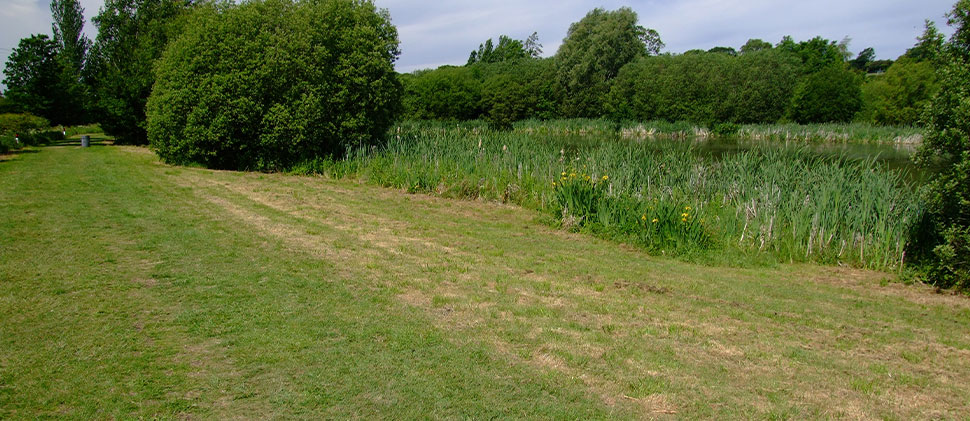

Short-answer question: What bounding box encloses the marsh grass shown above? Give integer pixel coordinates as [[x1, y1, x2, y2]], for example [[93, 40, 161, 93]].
[[738, 122, 923, 144], [507, 119, 923, 144], [303, 121, 920, 270]]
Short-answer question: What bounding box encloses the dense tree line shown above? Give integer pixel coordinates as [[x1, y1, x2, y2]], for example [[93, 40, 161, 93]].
[[400, 8, 940, 128], [2, 1, 945, 142]]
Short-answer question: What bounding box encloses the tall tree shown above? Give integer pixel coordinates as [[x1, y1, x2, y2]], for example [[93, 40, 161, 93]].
[[524, 32, 542, 58], [50, 0, 91, 124], [2, 35, 60, 120], [555, 7, 663, 117], [51, 0, 89, 76], [906, 20, 946, 62], [86, 0, 192, 144]]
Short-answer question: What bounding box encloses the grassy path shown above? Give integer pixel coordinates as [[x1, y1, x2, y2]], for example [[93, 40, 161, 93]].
[[1, 144, 968, 419]]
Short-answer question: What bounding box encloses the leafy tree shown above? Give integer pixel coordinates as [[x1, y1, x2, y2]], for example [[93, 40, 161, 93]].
[[788, 65, 863, 123], [866, 59, 894, 74], [605, 49, 798, 124], [402, 66, 482, 120], [479, 58, 560, 128], [740, 38, 772, 54], [914, 0, 970, 288], [50, 0, 91, 125], [0, 94, 21, 114], [555, 7, 663, 117], [86, 0, 192, 144], [731, 50, 801, 123], [849, 47, 875, 72], [2, 35, 60, 121], [906, 20, 946, 62], [467, 35, 530, 65], [859, 57, 938, 125], [147, 0, 402, 170], [524, 32, 542, 58], [777, 35, 847, 73]]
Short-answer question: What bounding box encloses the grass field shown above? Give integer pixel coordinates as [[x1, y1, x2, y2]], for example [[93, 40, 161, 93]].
[[2, 141, 969, 419]]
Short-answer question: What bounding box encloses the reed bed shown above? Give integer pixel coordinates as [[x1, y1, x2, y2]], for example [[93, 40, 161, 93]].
[[509, 118, 923, 144], [295, 121, 920, 270], [737, 122, 923, 144]]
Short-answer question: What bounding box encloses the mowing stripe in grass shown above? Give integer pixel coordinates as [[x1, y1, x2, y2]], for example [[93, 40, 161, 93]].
[[0, 146, 628, 418]]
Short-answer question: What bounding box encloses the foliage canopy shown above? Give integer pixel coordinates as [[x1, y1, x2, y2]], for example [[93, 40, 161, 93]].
[[2, 35, 60, 122], [86, 0, 191, 144], [147, 0, 402, 170], [555, 7, 663, 117], [914, 0, 970, 288]]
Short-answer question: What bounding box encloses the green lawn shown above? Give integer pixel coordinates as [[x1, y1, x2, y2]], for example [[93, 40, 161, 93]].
[[1, 142, 969, 419]]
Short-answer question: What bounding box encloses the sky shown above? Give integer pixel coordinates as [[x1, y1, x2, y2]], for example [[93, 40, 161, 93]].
[[0, 0, 959, 80]]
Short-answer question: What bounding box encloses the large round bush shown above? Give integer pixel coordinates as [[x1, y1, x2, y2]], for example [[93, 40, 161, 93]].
[[147, 0, 402, 170], [788, 65, 863, 124]]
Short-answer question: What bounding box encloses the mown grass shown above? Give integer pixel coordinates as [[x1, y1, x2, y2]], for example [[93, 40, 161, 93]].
[[0, 143, 621, 418], [2, 143, 969, 419], [297, 122, 920, 270]]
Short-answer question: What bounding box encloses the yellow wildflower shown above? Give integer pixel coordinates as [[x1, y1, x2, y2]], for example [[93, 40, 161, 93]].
[[682, 218, 687, 222], [561, 171, 566, 176], [641, 214, 647, 221], [602, 175, 609, 181], [570, 172, 576, 178], [685, 206, 691, 211], [652, 218, 659, 223], [681, 213, 688, 218]]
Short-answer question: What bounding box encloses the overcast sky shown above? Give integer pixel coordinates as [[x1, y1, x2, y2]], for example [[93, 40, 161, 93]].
[[0, 0, 958, 79]]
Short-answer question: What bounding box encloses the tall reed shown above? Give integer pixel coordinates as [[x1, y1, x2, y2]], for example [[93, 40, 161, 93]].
[[296, 122, 920, 270]]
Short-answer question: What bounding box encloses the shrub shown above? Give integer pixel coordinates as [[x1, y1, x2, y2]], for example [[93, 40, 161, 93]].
[[913, 0, 970, 289], [0, 113, 59, 147], [0, 113, 49, 136], [711, 122, 740, 137], [401, 66, 481, 121], [479, 59, 561, 129], [147, 0, 402, 170], [858, 57, 938, 126], [789, 65, 863, 123]]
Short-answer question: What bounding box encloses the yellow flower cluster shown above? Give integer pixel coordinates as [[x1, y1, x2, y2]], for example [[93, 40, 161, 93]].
[[554, 170, 606, 187]]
